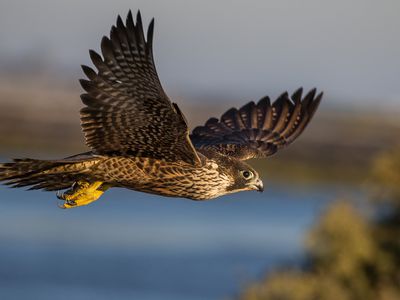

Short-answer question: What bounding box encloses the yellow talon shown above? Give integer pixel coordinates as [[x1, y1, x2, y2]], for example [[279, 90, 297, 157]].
[[57, 181, 109, 209]]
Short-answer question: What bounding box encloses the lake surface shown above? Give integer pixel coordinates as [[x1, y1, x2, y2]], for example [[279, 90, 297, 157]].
[[0, 183, 357, 300]]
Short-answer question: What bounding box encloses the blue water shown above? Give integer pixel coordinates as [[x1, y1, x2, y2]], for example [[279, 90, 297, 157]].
[[0, 184, 353, 299]]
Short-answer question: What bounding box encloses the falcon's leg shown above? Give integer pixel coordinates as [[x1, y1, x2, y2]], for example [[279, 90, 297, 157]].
[[57, 181, 110, 209]]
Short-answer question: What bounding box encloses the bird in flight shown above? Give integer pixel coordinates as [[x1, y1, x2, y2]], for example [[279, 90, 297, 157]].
[[0, 11, 322, 208]]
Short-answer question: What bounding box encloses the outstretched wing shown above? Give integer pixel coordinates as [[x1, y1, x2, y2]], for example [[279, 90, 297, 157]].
[[190, 88, 322, 160], [80, 11, 200, 165]]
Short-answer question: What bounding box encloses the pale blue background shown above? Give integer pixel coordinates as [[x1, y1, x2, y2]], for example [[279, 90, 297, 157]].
[[0, 0, 399, 108]]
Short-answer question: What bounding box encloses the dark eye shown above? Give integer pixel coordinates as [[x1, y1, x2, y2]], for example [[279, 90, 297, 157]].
[[241, 170, 253, 179]]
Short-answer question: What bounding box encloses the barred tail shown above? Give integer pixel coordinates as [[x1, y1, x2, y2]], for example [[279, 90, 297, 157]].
[[0, 155, 98, 191]]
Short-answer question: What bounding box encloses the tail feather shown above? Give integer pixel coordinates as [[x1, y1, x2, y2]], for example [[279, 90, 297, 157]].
[[0, 157, 98, 191]]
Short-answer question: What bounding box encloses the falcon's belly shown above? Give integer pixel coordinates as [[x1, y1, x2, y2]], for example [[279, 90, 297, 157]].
[[90, 156, 232, 200]]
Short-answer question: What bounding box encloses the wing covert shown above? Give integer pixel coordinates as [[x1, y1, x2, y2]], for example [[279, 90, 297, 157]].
[[80, 11, 200, 165], [190, 88, 322, 160]]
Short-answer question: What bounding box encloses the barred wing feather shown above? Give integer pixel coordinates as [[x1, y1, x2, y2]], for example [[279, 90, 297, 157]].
[[190, 88, 322, 160], [80, 11, 200, 165]]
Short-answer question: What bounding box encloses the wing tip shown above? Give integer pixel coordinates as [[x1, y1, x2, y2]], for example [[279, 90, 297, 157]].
[[291, 87, 303, 103], [88, 49, 103, 64], [81, 65, 96, 79], [116, 14, 124, 27], [137, 10, 142, 21], [309, 90, 323, 117], [127, 9, 134, 25]]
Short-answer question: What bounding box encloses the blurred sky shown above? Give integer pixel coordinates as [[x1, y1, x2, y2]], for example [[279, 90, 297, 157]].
[[0, 0, 399, 107]]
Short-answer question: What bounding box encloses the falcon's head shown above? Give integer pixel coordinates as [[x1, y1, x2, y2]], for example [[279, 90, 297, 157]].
[[207, 151, 264, 195], [225, 159, 264, 194]]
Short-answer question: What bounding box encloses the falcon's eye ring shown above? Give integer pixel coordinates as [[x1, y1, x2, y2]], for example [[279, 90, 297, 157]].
[[241, 170, 253, 180]]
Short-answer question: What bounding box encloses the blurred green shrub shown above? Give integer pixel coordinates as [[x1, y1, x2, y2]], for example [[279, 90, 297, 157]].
[[239, 147, 400, 300], [371, 147, 400, 205]]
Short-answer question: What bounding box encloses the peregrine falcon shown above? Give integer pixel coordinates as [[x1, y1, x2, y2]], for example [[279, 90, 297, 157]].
[[0, 11, 322, 208]]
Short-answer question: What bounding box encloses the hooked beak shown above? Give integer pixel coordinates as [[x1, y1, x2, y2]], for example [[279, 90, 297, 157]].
[[252, 179, 264, 192]]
